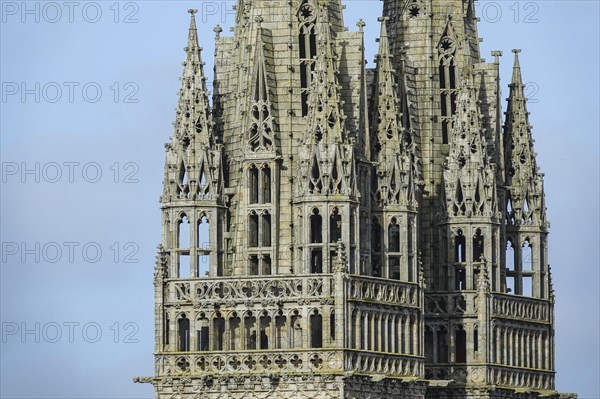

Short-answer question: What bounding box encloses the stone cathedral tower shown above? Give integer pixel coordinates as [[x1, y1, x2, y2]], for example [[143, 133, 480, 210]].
[[135, 1, 576, 398]]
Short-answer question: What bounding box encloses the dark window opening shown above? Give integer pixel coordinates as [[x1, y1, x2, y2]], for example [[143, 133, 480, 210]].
[[425, 328, 434, 363], [164, 314, 170, 345], [437, 328, 448, 363], [330, 312, 336, 340], [311, 249, 323, 273], [214, 317, 225, 350], [249, 166, 259, 204], [455, 327, 467, 363], [455, 230, 466, 262], [473, 229, 484, 261], [310, 313, 323, 348], [388, 218, 401, 252], [330, 208, 342, 243], [261, 167, 271, 203], [310, 209, 322, 243], [178, 315, 190, 352]]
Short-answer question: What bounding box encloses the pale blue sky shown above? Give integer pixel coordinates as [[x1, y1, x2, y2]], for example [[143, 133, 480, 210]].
[[1, 1, 598, 398]]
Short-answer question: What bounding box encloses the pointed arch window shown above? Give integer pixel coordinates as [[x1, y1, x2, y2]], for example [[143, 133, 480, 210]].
[[454, 229, 466, 262], [371, 217, 383, 277], [329, 208, 342, 243], [455, 326, 467, 363], [438, 35, 458, 144], [310, 208, 323, 243], [178, 314, 190, 352], [473, 229, 484, 262], [298, 0, 317, 116], [178, 215, 191, 278], [388, 218, 401, 252]]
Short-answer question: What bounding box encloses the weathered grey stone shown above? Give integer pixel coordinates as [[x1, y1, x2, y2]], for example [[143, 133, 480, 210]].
[[134, 2, 576, 398]]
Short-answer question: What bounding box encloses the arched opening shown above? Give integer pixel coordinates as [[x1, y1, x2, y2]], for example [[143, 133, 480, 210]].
[[329, 208, 342, 243], [455, 326, 467, 363], [371, 217, 383, 277], [213, 314, 225, 350], [261, 166, 271, 203], [506, 239, 516, 294], [522, 239, 533, 296], [178, 314, 190, 352], [454, 229, 466, 262], [197, 315, 209, 351], [310, 209, 322, 243], [291, 311, 303, 348], [259, 313, 271, 349], [245, 314, 257, 350], [310, 311, 323, 348], [473, 229, 484, 261], [229, 315, 240, 350], [388, 218, 401, 252], [163, 313, 170, 346], [275, 313, 287, 349], [424, 326, 434, 363], [439, 46, 457, 144], [298, 2, 317, 116], [178, 215, 191, 278], [198, 215, 210, 277], [437, 327, 448, 363], [249, 165, 259, 204]]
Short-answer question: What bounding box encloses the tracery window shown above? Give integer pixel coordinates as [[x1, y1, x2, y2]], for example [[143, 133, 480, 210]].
[[438, 35, 457, 144], [298, 0, 317, 116]]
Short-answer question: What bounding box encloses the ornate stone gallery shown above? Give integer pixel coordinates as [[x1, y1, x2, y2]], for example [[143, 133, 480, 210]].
[[135, 1, 575, 398]]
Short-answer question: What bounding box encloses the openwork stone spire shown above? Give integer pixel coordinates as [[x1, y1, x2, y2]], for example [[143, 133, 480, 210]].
[[304, 10, 346, 146], [371, 17, 418, 209], [245, 19, 277, 154], [442, 69, 497, 218], [174, 9, 212, 147], [296, 8, 357, 197], [504, 49, 546, 227], [163, 9, 223, 202]]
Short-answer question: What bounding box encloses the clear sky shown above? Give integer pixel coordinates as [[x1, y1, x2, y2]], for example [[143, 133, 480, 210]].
[[1, 1, 598, 398]]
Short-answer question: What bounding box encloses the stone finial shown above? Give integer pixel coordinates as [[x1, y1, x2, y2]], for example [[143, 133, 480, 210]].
[[333, 239, 348, 273], [418, 251, 426, 289], [491, 50, 503, 64], [214, 25, 223, 39], [356, 19, 366, 32], [188, 8, 198, 15], [512, 48, 522, 54]]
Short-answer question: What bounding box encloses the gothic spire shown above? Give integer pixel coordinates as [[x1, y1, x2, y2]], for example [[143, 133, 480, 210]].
[[371, 17, 418, 209], [442, 69, 497, 218], [504, 49, 536, 181], [504, 50, 546, 227], [173, 9, 212, 148], [163, 10, 223, 203], [245, 18, 276, 153], [304, 9, 347, 146]]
